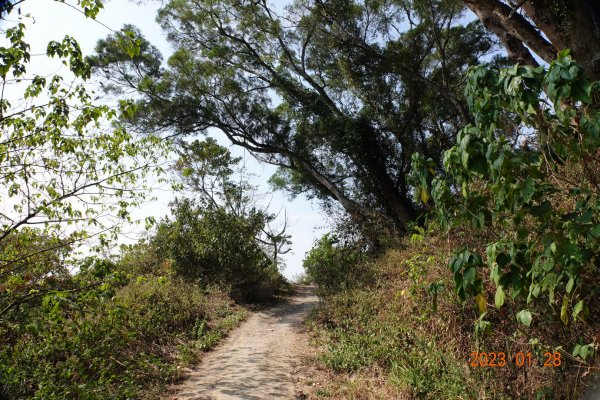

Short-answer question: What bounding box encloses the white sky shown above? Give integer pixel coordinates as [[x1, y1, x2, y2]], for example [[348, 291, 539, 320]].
[[14, 0, 329, 279]]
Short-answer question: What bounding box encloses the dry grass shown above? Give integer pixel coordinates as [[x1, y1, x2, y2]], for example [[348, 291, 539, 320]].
[[305, 228, 600, 399]]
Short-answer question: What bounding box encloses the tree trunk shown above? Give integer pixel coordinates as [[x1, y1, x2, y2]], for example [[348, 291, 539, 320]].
[[355, 120, 416, 231], [522, 0, 600, 80], [290, 155, 382, 225], [464, 0, 600, 80]]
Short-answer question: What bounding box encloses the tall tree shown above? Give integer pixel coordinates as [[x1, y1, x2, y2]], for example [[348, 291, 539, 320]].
[[0, 2, 164, 318], [463, 0, 600, 79], [90, 0, 496, 232]]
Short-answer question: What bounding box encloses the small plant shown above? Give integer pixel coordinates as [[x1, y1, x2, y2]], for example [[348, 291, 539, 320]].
[[573, 340, 597, 361], [193, 318, 208, 339], [389, 336, 478, 398], [315, 388, 331, 397], [197, 331, 222, 351], [428, 282, 445, 312]]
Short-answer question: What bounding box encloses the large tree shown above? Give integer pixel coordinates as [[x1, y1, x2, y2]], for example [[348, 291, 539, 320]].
[[0, 1, 164, 318], [90, 0, 496, 232], [463, 0, 600, 80]]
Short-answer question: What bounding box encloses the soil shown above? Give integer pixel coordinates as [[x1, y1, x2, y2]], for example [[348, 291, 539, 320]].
[[166, 285, 320, 400]]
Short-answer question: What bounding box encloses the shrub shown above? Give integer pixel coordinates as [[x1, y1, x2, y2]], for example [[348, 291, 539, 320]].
[[303, 234, 373, 296], [307, 231, 599, 398], [152, 199, 283, 302], [411, 51, 600, 346], [0, 267, 244, 399]]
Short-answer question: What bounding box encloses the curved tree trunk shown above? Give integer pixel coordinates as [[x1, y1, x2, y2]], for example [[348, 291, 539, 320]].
[[464, 0, 600, 80]]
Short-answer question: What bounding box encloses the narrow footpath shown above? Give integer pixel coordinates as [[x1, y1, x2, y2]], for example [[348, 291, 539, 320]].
[[168, 285, 319, 400]]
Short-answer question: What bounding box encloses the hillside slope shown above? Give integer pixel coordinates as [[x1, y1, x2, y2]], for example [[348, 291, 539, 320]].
[[305, 231, 599, 399]]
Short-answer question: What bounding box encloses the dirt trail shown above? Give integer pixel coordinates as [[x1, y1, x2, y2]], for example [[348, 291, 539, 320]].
[[168, 285, 319, 400]]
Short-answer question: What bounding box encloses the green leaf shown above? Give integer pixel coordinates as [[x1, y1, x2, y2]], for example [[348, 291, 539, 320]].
[[590, 225, 600, 238], [463, 266, 476, 284], [541, 272, 558, 303], [566, 276, 575, 293], [490, 264, 501, 285], [521, 179, 534, 203], [461, 151, 469, 169], [529, 201, 552, 217], [516, 309, 532, 327], [560, 296, 569, 325], [496, 252, 510, 268], [474, 314, 492, 335], [495, 285, 505, 308], [573, 342, 595, 361], [572, 300, 584, 320]]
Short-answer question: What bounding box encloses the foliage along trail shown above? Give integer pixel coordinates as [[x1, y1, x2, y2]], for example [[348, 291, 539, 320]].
[[167, 286, 318, 400]]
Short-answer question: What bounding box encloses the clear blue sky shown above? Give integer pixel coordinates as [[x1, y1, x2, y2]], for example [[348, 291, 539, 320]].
[[18, 0, 329, 279]]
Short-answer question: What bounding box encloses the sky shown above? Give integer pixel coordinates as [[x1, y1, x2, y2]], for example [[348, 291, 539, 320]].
[[13, 0, 329, 279]]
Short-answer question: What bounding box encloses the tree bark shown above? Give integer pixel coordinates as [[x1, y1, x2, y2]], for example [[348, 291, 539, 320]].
[[464, 0, 600, 80], [464, 0, 555, 63], [522, 0, 600, 80]]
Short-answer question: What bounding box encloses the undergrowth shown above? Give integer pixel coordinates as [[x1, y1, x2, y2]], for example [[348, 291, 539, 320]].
[[0, 263, 248, 399], [306, 228, 599, 399]]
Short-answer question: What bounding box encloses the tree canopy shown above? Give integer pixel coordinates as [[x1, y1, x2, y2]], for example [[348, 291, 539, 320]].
[[0, 1, 165, 320], [90, 0, 497, 233]]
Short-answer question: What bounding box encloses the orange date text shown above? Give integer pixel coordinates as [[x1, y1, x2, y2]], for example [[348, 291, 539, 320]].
[[468, 351, 561, 368]]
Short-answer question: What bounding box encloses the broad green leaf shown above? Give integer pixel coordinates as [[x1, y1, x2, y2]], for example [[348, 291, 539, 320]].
[[572, 300, 584, 320], [566, 277, 575, 293], [521, 179, 534, 203], [494, 285, 505, 308], [490, 264, 501, 285], [516, 309, 532, 327]]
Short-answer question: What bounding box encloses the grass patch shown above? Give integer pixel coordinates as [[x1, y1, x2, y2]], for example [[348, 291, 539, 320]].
[[307, 230, 600, 399]]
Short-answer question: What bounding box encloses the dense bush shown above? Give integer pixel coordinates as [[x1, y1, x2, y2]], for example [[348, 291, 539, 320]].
[[152, 198, 284, 302], [412, 52, 600, 352], [300, 51, 599, 399], [303, 234, 373, 296], [308, 232, 598, 398], [0, 6, 198, 397], [0, 254, 245, 399], [310, 248, 480, 399], [0, 136, 284, 399]]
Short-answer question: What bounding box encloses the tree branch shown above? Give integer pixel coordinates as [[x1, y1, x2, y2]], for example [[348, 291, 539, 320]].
[[464, 0, 555, 65]]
